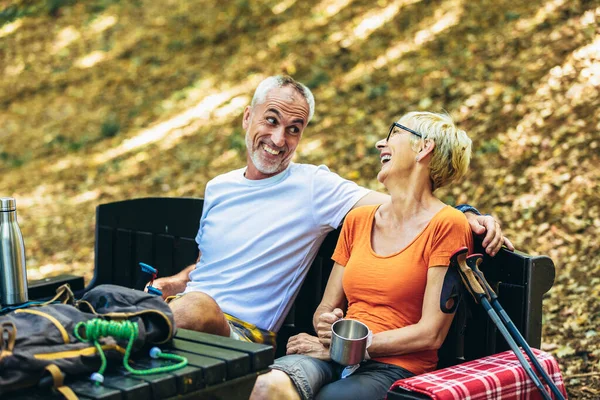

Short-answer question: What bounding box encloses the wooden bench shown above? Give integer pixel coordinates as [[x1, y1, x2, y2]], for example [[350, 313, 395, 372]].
[[88, 197, 556, 366]]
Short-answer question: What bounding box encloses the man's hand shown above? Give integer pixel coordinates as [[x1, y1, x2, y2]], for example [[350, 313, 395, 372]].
[[465, 213, 515, 257], [148, 276, 187, 300], [286, 333, 331, 361], [316, 308, 344, 347]]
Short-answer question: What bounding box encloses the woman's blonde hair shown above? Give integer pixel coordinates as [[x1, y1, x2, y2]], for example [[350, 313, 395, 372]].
[[398, 111, 472, 190]]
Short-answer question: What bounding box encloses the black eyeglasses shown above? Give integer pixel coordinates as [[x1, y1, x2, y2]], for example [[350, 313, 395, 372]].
[[387, 122, 423, 142]]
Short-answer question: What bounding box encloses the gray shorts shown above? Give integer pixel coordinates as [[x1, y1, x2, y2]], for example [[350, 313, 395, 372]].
[[271, 355, 414, 400]]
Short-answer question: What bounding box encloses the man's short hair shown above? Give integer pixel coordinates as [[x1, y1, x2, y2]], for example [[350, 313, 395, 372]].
[[251, 75, 315, 123]]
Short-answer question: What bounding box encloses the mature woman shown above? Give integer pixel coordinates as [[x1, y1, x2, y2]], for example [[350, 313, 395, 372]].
[[250, 111, 475, 400]]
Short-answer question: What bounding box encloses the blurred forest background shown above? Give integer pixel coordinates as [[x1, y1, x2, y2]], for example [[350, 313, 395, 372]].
[[1, 0, 599, 396]]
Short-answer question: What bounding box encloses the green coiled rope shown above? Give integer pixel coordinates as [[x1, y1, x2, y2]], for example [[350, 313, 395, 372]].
[[74, 319, 187, 385]]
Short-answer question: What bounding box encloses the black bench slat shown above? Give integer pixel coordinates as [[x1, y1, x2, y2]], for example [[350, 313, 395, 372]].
[[170, 365, 205, 394], [175, 329, 274, 371], [5, 389, 65, 399], [103, 374, 151, 400], [120, 368, 178, 400], [167, 373, 264, 400], [497, 283, 526, 333], [134, 231, 154, 272], [155, 234, 175, 278], [130, 359, 204, 395], [173, 237, 199, 275], [95, 198, 204, 238], [114, 229, 134, 287], [170, 338, 250, 380], [166, 349, 226, 386], [68, 380, 122, 400], [94, 226, 114, 285], [481, 249, 527, 285]]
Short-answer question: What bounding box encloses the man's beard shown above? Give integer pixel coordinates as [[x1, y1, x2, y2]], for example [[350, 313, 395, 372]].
[[245, 133, 285, 175]]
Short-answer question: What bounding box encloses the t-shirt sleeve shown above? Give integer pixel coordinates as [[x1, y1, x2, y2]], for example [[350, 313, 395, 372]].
[[331, 211, 354, 267], [311, 165, 370, 229], [195, 181, 214, 246], [428, 208, 474, 268]]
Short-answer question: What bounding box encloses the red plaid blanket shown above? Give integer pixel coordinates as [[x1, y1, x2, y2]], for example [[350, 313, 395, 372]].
[[389, 349, 567, 399]]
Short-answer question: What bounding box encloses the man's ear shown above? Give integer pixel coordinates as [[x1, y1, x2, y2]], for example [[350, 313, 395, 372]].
[[242, 106, 252, 130], [417, 140, 435, 161]]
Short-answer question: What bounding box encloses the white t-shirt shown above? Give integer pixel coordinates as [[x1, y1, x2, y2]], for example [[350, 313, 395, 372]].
[[185, 163, 369, 332]]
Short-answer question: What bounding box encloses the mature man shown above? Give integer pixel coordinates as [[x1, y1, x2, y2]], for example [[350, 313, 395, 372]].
[[154, 75, 511, 344]]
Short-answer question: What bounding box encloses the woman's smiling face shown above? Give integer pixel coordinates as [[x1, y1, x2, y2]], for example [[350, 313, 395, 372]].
[[376, 121, 422, 185]]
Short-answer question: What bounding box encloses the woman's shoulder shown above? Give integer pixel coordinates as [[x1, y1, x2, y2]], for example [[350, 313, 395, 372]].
[[345, 204, 379, 220], [432, 205, 470, 228], [341, 205, 378, 230]]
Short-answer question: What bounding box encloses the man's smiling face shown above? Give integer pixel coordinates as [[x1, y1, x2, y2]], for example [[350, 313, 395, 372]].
[[243, 85, 310, 180]]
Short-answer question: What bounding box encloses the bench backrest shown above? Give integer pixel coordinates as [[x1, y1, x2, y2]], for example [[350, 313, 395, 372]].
[[90, 197, 202, 288], [90, 197, 555, 364]]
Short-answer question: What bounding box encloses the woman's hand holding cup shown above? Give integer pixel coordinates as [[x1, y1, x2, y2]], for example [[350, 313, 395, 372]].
[[316, 308, 344, 347]]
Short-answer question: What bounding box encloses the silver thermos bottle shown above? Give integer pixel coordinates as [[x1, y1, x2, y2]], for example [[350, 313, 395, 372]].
[[0, 197, 29, 306]]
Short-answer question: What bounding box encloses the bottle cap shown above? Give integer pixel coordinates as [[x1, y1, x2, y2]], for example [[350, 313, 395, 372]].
[[0, 197, 16, 212]]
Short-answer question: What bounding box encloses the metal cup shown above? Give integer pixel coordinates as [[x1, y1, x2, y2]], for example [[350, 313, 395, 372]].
[[330, 319, 369, 366]]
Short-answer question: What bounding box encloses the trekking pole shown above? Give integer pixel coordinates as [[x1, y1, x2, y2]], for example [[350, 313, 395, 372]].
[[449, 248, 554, 400], [465, 254, 565, 400]]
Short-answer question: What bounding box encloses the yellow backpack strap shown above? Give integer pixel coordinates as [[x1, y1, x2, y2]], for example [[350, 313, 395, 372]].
[[43, 284, 76, 306], [26, 283, 75, 308], [56, 385, 79, 400], [0, 321, 16, 352], [44, 364, 79, 400], [44, 364, 64, 386]]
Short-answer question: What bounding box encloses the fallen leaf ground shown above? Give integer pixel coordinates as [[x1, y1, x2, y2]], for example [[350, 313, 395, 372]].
[[1, 0, 599, 397]]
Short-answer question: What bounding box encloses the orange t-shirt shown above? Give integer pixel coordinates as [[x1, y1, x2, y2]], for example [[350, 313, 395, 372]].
[[332, 205, 474, 375]]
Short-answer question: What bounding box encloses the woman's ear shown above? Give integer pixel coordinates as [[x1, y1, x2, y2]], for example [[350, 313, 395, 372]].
[[417, 140, 435, 161]]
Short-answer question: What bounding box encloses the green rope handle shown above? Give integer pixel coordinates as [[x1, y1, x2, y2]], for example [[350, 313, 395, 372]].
[[74, 319, 187, 385]]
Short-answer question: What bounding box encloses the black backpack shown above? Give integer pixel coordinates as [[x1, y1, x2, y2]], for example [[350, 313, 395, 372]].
[[0, 284, 176, 398]]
